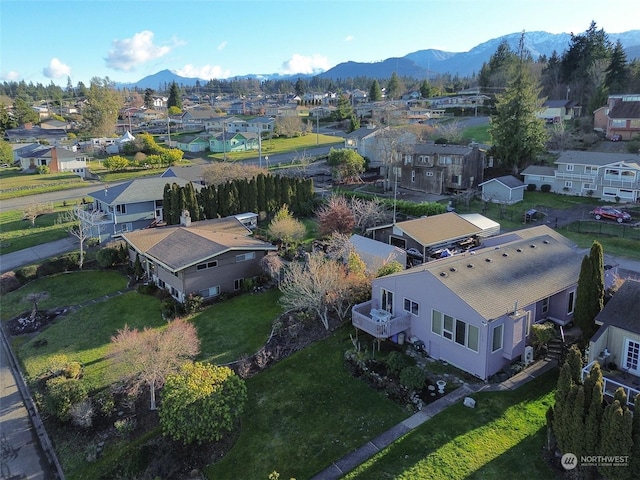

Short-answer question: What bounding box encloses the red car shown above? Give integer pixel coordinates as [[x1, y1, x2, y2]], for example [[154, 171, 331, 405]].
[[591, 206, 632, 223]]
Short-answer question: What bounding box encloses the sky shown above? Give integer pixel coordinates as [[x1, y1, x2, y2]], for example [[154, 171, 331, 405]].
[[2, 0, 639, 87]]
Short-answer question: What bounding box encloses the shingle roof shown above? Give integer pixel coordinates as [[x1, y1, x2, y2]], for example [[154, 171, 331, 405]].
[[89, 177, 201, 205], [608, 100, 640, 119], [479, 175, 525, 189], [521, 165, 556, 176], [122, 218, 275, 271], [395, 212, 482, 247], [592, 280, 640, 338], [554, 151, 640, 169], [383, 227, 583, 320]]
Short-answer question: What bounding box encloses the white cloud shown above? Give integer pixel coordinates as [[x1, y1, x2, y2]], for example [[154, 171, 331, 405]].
[[174, 64, 232, 80], [1, 70, 21, 81], [43, 58, 71, 79], [105, 30, 173, 71], [280, 54, 330, 75], [217, 41, 228, 51], [345, 35, 354, 41]]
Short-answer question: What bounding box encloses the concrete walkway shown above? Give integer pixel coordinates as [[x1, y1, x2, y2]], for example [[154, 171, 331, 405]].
[[311, 358, 557, 480]]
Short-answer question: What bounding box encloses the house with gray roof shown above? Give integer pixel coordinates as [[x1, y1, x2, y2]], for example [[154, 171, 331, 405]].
[[521, 151, 640, 203], [78, 177, 202, 242], [605, 95, 640, 140], [122, 215, 276, 303], [352, 225, 583, 380], [583, 279, 640, 406], [4, 123, 67, 144], [536, 99, 581, 123], [479, 175, 526, 204]]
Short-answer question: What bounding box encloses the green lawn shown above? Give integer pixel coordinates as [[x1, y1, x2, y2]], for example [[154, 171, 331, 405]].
[[0, 204, 79, 254], [206, 324, 408, 480], [0, 169, 88, 200], [344, 370, 558, 480], [462, 123, 491, 144], [192, 289, 283, 364], [0, 270, 128, 320]]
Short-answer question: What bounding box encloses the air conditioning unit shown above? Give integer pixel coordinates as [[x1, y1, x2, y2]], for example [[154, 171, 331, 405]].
[[524, 346, 534, 366]]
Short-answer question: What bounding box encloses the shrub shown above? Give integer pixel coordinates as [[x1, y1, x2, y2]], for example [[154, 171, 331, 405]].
[[137, 283, 159, 296], [36, 165, 50, 174], [540, 184, 552, 193], [44, 376, 88, 422], [15, 265, 38, 284], [114, 417, 136, 437], [96, 247, 120, 268], [531, 321, 556, 355], [70, 399, 94, 428], [184, 294, 203, 314], [94, 389, 115, 417], [161, 298, 184, 319], [385, 351, 411, 376], [63, 361, 82, 379], [399, 365, 426, 390], [527, 183, 537, 191]]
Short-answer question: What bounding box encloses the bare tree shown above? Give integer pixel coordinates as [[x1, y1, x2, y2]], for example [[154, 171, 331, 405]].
[[201, 163, 267, 186], [23, 202, 52, 227], [435, 120, 464, 144], [24, 291, 49, 320], [108, 318, 200, 410], [259, 253, 284, 285], [349, 197, 391, 232], [279, 253, 345, 330], [324, 232, 354, 263], [57, 206, 105, 269], [452, 189, 478, 212], [275, 116, 305, 138]]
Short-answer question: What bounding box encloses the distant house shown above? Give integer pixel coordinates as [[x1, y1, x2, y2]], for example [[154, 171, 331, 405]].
[[209, 132, 259, 153], [352, 226, 583, 380], [521, 151, 640, 203], [176, 135, 210, 153], [161, 165, 206, 185], [4, 123, 67, 144], [344, 125, 383, 163], [15, 145, 88, 176], [520, 165, 557, 191], [122, 214, 276, 303], [400, 143, 487, 194], [537, 99, 581, 123], [606, 95, 640, 141], [478, 175, 526, 204], [105, 131, 135, 154], [366, 212, 482, 261], [78, 177, 202, 242], [583, 280, 640, 406]]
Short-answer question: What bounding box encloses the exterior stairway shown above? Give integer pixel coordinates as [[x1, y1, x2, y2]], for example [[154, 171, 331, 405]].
[[546, 337, 567, 364]]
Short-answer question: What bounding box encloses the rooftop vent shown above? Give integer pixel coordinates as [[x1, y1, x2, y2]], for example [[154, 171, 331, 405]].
[[467, 263, 474, 268], [485, 258, 492, 263], [516, 248, 523, 253], [530, 244, 536, 248], [543, 240, 550, 244], [449, 267, 457, 272], [502, 253, 509, 257], [440, 272, 448, 277]]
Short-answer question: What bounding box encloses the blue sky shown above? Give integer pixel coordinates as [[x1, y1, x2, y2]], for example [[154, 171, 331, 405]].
[[2, 0, 639, 86]]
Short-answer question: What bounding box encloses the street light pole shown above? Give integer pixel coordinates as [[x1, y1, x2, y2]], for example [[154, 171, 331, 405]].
[[258, 126, 262, 168], [223, 121, 227, 161]]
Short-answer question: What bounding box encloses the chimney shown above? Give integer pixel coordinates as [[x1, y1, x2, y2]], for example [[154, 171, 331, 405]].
[[180, 210, 191, 227]]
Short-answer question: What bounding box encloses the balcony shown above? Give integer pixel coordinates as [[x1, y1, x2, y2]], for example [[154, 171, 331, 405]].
[[75, 206, 114, 225], [582, 360, 640, 407], [352, 300, 412, 339]]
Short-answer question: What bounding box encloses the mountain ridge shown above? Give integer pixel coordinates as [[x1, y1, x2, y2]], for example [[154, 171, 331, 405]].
[[117, 30, 640, 88]]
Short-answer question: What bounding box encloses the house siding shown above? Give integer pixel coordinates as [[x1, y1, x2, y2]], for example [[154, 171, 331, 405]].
[[590, 326, 640, 370]]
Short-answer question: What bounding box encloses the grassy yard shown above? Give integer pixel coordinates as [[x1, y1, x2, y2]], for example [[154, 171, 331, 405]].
[[343, 370, 558, 480], [206, 324, 408, 480], [462, 123, 491, 144], [0, 168, 87, 200], [0, 203, 80, 254]]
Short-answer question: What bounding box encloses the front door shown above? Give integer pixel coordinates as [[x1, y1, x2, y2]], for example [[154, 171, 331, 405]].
[[623, 339, 640, 375], [381, 289, 393, 314]]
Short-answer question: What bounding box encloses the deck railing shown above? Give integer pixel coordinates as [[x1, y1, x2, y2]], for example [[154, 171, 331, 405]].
[[582, 360, 640, 407], [352, 301, 412, 339]]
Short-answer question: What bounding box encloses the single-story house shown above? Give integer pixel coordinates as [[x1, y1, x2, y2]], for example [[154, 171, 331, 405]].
[[583, 279, 640, 406], [209, 132, 259, 153], [352, 225, 584, 380], [349, 234, 407, 273], [537, 99, 581, 123], [122, 214, 277, 303], [478, 175, 526, 204], [15, 145, 89, 176], [176, 135, 210, 153]]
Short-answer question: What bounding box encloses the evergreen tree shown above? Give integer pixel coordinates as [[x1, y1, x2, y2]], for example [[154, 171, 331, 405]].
[[163, 183, 172, 224], [247, 178, 258, 214], [294, 78, 305, 97], [265, 174, 277, 214], [488, 33, 547, 175], [169, 183, 181, 225], [575, 241, 605, 344], [369, 80, 382, 102], [613, 387, 628, 409], [133, 253, 144, 281], [184, 182, 200, 221], [256, 174, 267, 213], [387, 72, 402, 100], [599, 401, 634, 480], [167, 82, 182, 110], [348, 114, 360, 133], [568, 385, 585, 457], [604, 40, 629, 94], [144, 88, 155, 109], [630, 394, 640, 477], [419, 80, 432, 99], [83, 77, 123, 137], [566, 344, 584, 384], [217, 183, 230, 217], [583, 375, 604, 458], [335, 94, 353, 121]]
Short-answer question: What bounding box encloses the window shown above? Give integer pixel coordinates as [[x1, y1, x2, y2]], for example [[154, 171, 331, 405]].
[[234, 278, 244, 291], [411, 170, 416, 183], [116, 204, 127, 214], [585, 166, 598, 174], [582, 183, 593, 190], [196, 260, 218, 271], [455, 319, 466, 346], [198, 286, 220, 298], [542, 297, 549, 314], [443, 315, 454, 340], [567, 291, 575, 314], [381, 289, 393, 313], [468, 325, 479, 352], [425, 171, 434, 177], [451, 175, 461, 185], [404, 154, 412, 165], [566, 164, 574, 171], [236, 252, 255, 262], [432, 310, 442, 334], [624, 339, 640, 374], [564, 181, 572, 188], [492, 324, 503, 352], [404, 298, 419, 316]]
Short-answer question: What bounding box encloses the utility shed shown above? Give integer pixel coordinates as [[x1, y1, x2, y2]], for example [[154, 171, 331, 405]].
[[350, 234, 407, 272]]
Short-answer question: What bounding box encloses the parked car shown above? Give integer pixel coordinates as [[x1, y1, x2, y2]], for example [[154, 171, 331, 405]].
[[591, 206, 632, 223], [610, 134, 622, 142]]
